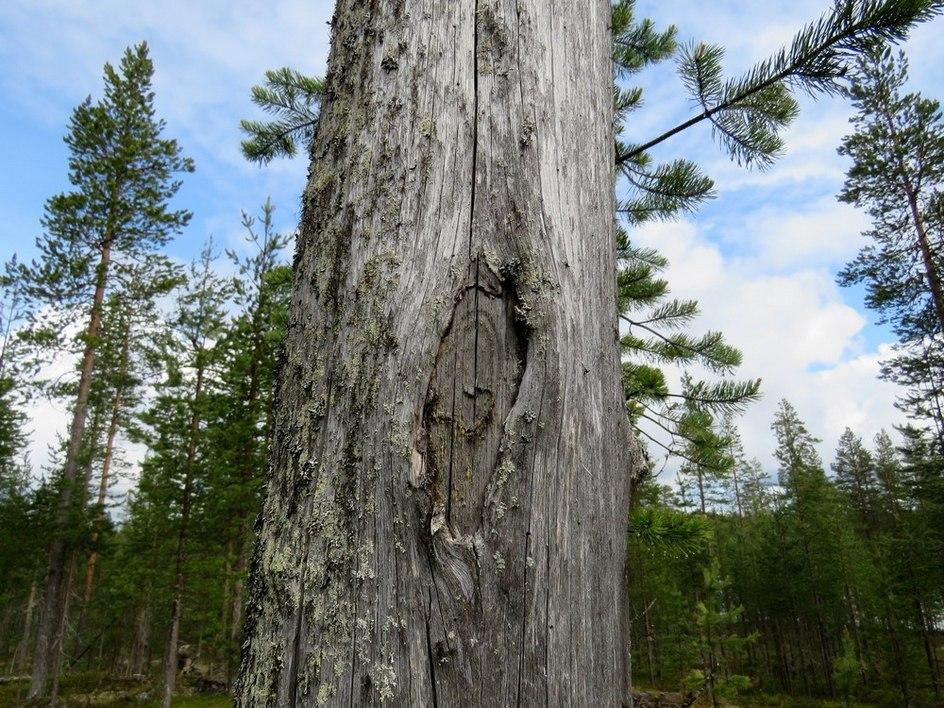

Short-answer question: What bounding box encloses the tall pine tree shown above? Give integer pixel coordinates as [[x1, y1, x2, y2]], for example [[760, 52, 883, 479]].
[[17, 42, 193, 700]]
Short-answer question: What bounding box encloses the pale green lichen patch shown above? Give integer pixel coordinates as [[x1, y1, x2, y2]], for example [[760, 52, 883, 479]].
[[373, 659, 398, 703]]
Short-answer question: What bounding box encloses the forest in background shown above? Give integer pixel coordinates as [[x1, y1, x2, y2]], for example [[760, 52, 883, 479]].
[[0, 1, 943, 706]]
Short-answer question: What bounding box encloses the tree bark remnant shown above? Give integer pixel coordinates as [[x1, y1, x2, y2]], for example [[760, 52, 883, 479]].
[[237, 1, 639, 705]]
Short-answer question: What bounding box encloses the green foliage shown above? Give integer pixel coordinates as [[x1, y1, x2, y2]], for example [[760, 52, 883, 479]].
[[617, 220, 760, 471], [837, 44, 944, 441], [240, 68, 324, 164], [16, 42, 192, 353], [0, 262, 29, 483], [612, 3, 714, 223], [677, 41, 798, 168], [620, 0, 944, 166], [834, 631, 865, 703], [629, 505, 711, 559], [630, 404, 944, 705]]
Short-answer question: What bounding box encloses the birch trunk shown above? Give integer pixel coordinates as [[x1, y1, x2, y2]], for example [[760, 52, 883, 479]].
[[237, 1, 639, 705]]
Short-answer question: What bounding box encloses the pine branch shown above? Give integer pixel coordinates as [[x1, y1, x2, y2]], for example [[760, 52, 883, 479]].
[[616, 0, 944, 166]]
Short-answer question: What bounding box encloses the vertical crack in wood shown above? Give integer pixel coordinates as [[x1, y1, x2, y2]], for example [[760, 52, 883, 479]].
[[516, 359, 548, 706], [468, 0, 480, 259], [445, 329, 459, 527], [463, 256, 482, 524], [424, 589, 441, 708]]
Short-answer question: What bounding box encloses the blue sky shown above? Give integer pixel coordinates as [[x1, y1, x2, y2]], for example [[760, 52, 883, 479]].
[[1, 0, 942, 477]]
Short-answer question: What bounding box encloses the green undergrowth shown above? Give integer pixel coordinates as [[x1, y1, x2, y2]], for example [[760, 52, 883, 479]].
[[0, 672, 231, 707]]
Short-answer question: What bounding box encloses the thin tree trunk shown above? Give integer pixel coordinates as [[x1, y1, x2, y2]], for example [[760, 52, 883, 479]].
[[643, 603, 656, 686], [880, 107, 944, 337], [731, 464, 744, 519], [221, 538, 235, 641], [48, 557, 77, 705], [12, 581, 38, 674], [228, 531, 248, 664], [161, 362, 205, 708], [76, 325, 130, 644], [905, 181, 944, 337], [30, 240, 112, 701], [69, 402, 106, 659], [237, 1, 638, 705], [697, 467, 707, 514], [913, 591, 940, 699]]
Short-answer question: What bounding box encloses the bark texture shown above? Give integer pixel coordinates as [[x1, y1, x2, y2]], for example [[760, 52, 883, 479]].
[[237, 0, 639, 705]]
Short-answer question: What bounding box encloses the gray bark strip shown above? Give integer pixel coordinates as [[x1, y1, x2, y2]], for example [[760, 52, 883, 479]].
[[237, 0, 640, 705]]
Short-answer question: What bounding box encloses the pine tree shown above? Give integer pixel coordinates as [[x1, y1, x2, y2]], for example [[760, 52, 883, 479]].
[[838, 44, 944, 442], [0, 270, 35, 673], [896, 425, 944, 697], [16, 42, 193, 700], [72, 259, 181, 654], [240, 69, 324, 164], [832, 428, 881, 532], [0, 260, 28, 486], [772, 401, 846, 696], [684, 558, 755, 708]]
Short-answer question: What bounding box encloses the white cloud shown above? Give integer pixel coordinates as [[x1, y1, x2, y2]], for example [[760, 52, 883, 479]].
[[632, 218, 902, 475], [735, 199, 870, 271]]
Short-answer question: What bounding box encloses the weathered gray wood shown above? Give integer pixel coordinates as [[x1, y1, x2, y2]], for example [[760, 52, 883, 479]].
[[237, 0, 641, 705]]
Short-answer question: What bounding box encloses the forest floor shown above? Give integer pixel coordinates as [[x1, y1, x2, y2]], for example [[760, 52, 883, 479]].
[[0, 677, 883, 707], [633, 687, 878, 707], [0, 672, 229, 707]]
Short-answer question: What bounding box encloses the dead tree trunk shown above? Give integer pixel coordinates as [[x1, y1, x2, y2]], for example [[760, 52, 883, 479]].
[[237, 1, 638, 705], [128, 598, 151, 677]]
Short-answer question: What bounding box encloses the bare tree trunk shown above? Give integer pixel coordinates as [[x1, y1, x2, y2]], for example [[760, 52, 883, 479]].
[[237, 1, 638, 705], [12, 581, 38, 674], [161, 363, 205, 708], [69, 403, 106, 661], [30, 240, 112, 701], [128, 599, 151, 677]]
